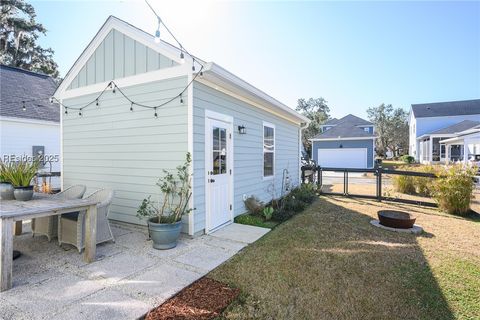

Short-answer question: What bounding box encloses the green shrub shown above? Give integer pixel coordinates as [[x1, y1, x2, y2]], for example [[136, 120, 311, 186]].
[[400, 155, 415, 164], [290, 184, 317, 204], [272, 209, 295, 222], [262, 206, 274, 221], [432, 164, 476, 216]]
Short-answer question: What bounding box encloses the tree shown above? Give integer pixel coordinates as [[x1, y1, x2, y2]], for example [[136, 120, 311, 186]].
[[0, 0, 59, 78], [367, 103, 409, 157], [296, 97, 330, 154]]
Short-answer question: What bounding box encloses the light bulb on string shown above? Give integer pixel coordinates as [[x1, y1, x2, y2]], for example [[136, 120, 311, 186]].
[[180, 94, 184, 104], [79, 109, 83, 116], [130, 102, 134, 112], [154, 107, 158, 119], [49, 97, 54, 104], [96, 99, 99, 107], [22, 101, 26, 111], [154, 17, 161, 43], [64, 107, 68, 115]]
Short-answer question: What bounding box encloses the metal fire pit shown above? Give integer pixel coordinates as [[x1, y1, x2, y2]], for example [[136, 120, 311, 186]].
[[377, 210, 416, 229]]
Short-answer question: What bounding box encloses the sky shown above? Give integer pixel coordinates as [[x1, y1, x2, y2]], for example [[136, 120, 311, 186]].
[[31, 0, 480, 119]]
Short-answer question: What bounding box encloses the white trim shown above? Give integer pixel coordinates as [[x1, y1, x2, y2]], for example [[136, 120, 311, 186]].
[[262, 121, 275, 180], [310, 136, 376, 142], [55, 16, 185, 97], [56, 64, 190, 100], [204, 109, 234, 123], [0, 116, 59, 126], [187, 70, 194, 236], [196, 77, 307, 125], [204, 110, 234, 234], [60, 99, 64, 191]]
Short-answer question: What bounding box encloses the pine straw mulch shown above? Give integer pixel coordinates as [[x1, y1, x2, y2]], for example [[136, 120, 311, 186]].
[[144, 277, 240, 320]]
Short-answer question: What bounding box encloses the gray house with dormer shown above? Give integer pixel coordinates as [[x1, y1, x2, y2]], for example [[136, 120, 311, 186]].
[[311, 114, 376, 168]]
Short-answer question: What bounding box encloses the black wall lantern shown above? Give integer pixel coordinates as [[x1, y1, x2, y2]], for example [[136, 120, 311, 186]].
[[238, 125, 246, 134]]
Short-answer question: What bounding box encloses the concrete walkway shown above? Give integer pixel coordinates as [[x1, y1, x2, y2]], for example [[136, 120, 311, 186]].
[[0, 222, 269, 320]]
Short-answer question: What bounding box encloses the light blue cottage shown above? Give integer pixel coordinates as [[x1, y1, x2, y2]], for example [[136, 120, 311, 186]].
[[54, 16, 309, 236]]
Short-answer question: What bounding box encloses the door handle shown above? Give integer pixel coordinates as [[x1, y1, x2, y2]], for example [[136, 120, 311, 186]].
[[209, 179, 215, 183]]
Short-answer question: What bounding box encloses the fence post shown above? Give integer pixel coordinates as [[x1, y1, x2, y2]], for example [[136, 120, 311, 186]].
[[376, 163, 382, 202], [301, 166, 305, 184], [345, 170, 349, 195], [317, 166, 322, 193]]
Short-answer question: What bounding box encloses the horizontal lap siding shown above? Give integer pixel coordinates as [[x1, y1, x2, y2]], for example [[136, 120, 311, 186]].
[[62, 77, 189, 228], [192, 82, 300, 234]]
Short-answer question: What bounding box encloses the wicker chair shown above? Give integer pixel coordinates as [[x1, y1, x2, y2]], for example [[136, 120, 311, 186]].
[[58, 189, 115, 253], [31, 185, 86, 241]]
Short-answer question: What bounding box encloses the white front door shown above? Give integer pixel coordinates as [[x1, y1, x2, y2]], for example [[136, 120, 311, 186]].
[[205, 112, 233, 233]]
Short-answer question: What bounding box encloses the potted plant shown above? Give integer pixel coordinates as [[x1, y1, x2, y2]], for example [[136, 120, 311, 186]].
[[137, 153, 193, 249], [0, 161, 14, 200], [2, 160, 39, 201]]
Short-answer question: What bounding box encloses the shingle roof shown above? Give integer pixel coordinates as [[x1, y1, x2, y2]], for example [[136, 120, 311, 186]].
[[0, 65, 59, 122], [324, 118, 340, 125], [313, 114, 375, 139], [428, 120, 480, 135], [411, 99, 480, 118]]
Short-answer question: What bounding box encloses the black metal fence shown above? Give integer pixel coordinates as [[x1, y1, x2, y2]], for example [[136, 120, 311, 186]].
[[301, 165, 438, 207]]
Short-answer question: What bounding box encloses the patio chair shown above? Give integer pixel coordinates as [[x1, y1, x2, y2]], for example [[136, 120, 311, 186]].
[[58, 188, 115, 253], [31, 185, 86, 241]]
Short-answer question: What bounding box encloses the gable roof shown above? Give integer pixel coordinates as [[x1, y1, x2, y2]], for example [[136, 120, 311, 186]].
[[312, 114, 375, 140], [428, 120, 480, 135], [0, 65, 59, 122], [55, 16, 309, 124], [411, 99, 480, 118], [323, 118, 340, 125]]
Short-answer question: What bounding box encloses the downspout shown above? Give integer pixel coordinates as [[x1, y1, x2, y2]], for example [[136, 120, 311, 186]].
[[298, 122, 309, 184]]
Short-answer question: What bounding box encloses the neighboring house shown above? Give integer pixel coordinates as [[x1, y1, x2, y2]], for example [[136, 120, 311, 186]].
[[311, 114, 375, 168], [440, 125, 480, 164], [53, 16, 309, 236], [0, 65, 61, 188], [408, 99, 480, 163]]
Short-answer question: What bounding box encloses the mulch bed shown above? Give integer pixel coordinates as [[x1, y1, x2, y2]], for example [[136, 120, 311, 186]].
[[144, 277, 240, 320]]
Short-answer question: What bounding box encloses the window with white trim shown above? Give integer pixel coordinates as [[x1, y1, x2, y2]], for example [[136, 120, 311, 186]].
[[263, 122, 275, 177]]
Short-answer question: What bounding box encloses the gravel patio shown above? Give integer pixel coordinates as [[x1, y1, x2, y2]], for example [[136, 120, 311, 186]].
[[0, 222, 269, 320]]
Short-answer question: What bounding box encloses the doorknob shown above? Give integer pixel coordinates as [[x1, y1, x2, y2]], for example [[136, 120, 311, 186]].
[[209, 179, 215, 183]]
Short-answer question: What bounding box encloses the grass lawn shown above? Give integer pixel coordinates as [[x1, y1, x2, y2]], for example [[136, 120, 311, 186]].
[[382, 160, 421, 170], [210, 196, 480, 320]]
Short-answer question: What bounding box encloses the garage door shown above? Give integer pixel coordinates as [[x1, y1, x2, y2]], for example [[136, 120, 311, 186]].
[[317, 148, 367, 168]]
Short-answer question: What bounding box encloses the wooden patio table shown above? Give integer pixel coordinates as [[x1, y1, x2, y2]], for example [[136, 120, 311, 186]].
[[0, 194, 98, 291]]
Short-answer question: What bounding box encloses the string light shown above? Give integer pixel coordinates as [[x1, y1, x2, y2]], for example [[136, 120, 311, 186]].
[[180, 94, 183, 104], [96, 99, 99, 107], [64, 107, 68, 115], [49, 97, 54, 104], [154, 17, 161, 44], [154, 107, 158, 118], [130, 102, 134, 112], [192, 58, 196, 72], [79, 109, 82, 116], [180, 49, 184, 61], [22, 101, 26, 111]]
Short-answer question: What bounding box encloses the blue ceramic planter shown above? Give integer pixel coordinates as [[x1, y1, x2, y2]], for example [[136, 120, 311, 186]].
[[148, 218, 182, 250]]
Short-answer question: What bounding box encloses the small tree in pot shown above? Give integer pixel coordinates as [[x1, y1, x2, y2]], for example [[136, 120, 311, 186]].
[[137, 153, 193, 249]]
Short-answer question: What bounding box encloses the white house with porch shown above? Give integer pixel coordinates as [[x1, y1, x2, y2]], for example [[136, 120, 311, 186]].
[[408, 99, 480, 163], [440, 126, 480, 165]]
